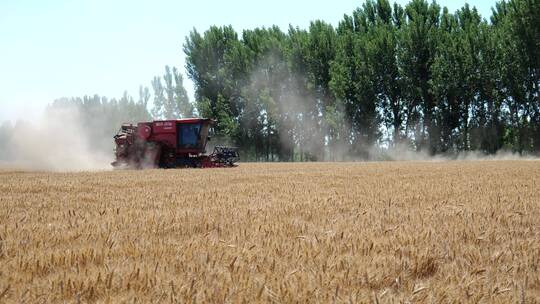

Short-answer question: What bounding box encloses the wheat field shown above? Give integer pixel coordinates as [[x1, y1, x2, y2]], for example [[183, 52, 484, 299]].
[[0, 161, 539, 303]]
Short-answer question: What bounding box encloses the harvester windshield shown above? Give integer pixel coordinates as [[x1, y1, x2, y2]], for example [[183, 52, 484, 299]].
[[178, 123, 200, 148], [176, 121, 211, 150]]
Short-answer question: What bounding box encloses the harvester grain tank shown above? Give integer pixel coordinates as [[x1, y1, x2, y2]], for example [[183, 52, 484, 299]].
[[111, 118, 238, 169]]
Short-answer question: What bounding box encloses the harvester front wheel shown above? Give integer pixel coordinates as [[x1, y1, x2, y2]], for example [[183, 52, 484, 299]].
[[159, 147, 176, 168]]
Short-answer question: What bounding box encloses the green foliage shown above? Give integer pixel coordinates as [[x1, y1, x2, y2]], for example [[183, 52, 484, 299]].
[[151, 76, 165, 119], [173, 67, 193, 118], [214, 94, 238, 144], [151, 66, 193, 119], [17, 0, 536, 162], [180, 0, 539, 160]]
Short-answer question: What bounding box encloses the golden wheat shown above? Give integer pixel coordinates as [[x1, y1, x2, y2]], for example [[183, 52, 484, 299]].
[[0, 161, 539, 303]]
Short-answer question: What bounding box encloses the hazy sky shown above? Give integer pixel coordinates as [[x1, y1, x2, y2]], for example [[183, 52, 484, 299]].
[[0, 0, 495, 122]]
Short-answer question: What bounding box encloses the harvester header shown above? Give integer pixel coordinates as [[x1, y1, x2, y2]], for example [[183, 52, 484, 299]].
[[111, 118, 239, 169]]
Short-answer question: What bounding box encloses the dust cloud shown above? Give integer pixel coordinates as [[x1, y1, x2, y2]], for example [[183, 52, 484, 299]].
[[370, 144, 538, 162], [0, 105, 112, 172], [243, 56, 538, 163]]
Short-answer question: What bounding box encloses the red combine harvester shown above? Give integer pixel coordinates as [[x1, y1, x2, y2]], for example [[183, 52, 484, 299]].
[[111, 118, 239, 169]]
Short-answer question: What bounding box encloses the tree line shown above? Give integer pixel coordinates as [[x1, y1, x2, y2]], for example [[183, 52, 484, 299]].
[[184, 0, 539, 160], [1, 0, 537, 162]]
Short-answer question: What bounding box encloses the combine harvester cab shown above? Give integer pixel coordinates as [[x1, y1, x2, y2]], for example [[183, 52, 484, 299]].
[[111, 118, 239, 169]]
